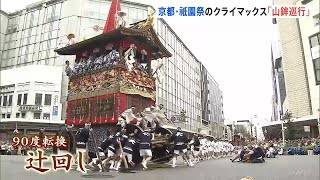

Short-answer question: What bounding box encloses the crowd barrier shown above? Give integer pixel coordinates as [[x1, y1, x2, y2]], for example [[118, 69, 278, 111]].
[[313, 147, 320, 155], [287, 147, 320, 155]]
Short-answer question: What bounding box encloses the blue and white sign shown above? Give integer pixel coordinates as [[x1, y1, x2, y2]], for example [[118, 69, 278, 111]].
[[170, 116, 176, 122], [53, 106, 58, 116]]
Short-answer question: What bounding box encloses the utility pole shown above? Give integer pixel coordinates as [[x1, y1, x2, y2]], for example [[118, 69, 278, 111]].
[[281, 120, 285, 147], [250, 117, 253, 137]]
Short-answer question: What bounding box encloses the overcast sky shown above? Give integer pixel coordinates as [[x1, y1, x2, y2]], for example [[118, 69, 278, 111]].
[[1, 0, 274, 122]]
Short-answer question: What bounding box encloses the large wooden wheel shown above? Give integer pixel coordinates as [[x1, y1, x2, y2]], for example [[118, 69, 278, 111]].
[[125, 124, 173, 164]]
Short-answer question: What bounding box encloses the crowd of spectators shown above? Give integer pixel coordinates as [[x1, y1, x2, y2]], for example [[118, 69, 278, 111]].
[[0, 141, 15, 155], [259, 137, 320, 155], [262, 137, 320, 148]]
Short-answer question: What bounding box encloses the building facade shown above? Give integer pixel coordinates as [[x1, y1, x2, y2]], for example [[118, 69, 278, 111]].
[[271, 17, 287, 122], [154, 19, 203, 133], [274, 0, 319, 121], [224, 119, 252, 138], [207, 74, 224, 137], [0, 11, 9, 63], [0, 65, 63, 123], [0, 0, 149, 124], [0, 0, 224, 137], [0, 65, 64, 137], [297, 0, 320, 117], [154, 19, 224, 136]]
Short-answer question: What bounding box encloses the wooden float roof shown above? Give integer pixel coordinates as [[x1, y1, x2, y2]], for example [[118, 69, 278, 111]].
[[55, 25, 172, 59]]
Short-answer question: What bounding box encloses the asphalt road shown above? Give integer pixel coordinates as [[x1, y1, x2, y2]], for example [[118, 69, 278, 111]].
[[0, 155, 319, 180]]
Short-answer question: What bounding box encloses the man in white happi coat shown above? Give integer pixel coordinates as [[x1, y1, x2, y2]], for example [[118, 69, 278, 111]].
[[213, 140, 220, 159], [120, 106, 141, 126], [200, 137, 208, 160], [223, 142, 227, 157], [142, 107, 157, 129], [115, 11, 126, 28], [207, 141, 213, 159], [151, 104, 170, 126], [216, 141, 222, 158], [124, 44, 136, 71]]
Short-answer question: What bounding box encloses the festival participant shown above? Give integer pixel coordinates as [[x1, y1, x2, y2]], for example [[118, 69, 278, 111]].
[[224, 142, 228, 157], [169, 127, 193, 167], [199, 136, 207, 161], [142, 107, 158, 130], [207, 140, 213, 159], [266, 144, 276, 158], [241, 145, 259, 163], [38, 128, 46, 151], [54, 125, 75, 155], [213, 140, 219, 159], [230, 146, 247, 163], [223, 141, 228, 157], [208, 140, 213, 159], [102, 131, 121, 170], [191, 134, 201, 163], [137, 128, 153, 170], [114, 132, 136, 170], [230, 142, 235, 156], [278, 146, 284, 155], [186, 137, 193, 161], [226, 142, 230, 156], [73, 122, 91, 172], [124, 44, 137, 71], [253, 145, 266, 162], [112, 129, 129, 170], [89, 134, 112, 171], [120, 106, 138, 125], [216, 141, 221, 159], [155, 104, 164, 112], [221, 141, 226, 157]]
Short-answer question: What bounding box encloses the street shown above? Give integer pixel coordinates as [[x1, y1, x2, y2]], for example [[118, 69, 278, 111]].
[[0, 155, 319, 180]]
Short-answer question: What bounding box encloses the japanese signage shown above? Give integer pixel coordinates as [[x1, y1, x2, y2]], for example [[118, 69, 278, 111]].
[[12, 135, 67, 149], [25, 150, 86, 173], [157, 6, 310, 17], [19, 105, 42, 112], [53, 106, 58, 116], [12, 136, 85, 174], [53, 95, 59, 106]]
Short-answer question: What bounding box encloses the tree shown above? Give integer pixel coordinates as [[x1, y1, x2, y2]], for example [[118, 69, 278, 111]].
[[282, 111, 296, 140], [282, 111, 292, 120], [285, 119, 296, 140], [264, 127, 282, 140]]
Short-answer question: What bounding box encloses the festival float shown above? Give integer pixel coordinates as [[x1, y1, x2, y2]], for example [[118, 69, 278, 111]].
[[55, 0, 176, 164]]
